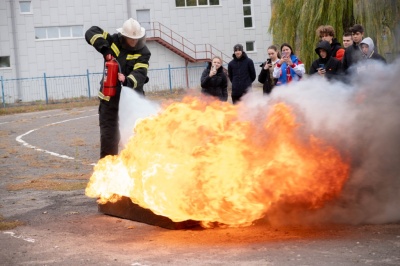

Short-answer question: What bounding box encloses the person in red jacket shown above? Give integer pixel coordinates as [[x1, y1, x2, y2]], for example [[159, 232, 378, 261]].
[[316, 25, 345, 61]]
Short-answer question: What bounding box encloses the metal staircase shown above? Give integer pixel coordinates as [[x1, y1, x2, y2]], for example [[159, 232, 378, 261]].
[[146, 21, 231, 65]]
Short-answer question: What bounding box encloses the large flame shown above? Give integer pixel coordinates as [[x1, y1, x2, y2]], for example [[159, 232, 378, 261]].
[[86, 97, 350, 227]]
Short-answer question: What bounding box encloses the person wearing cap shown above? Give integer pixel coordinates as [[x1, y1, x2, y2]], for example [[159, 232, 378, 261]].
[[227, 44, 256, 104], [85, 18, 151, 159]]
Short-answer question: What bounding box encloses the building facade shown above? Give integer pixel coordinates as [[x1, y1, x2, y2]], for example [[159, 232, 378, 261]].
[[0, 0, 272, 97]]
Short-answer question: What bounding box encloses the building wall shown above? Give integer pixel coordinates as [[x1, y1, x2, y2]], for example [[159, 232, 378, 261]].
[[138, 0, 272, 68], [0, 0, 16, 79], [0, 0, 272, 83]]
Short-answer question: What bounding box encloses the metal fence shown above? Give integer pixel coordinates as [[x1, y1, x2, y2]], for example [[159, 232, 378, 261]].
[[0, 64, 207, 107]]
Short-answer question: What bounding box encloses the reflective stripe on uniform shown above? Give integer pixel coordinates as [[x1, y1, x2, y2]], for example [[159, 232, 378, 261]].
[[90, 34, 103, 45], [98, 91, 110, 101], [111, 43, 120, 57], [102, 31, 108, 39], [127, 74, 138, 89], [134, 63, 149, 70], [127, 54, 141, 60]]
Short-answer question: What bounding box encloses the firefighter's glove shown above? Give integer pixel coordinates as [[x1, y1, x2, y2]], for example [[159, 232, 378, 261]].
[[101, 47, 114, 61]]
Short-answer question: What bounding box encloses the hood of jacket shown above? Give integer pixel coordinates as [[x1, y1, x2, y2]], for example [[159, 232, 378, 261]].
[[315, 40, 332, 61], [360, 37, 375, 58]]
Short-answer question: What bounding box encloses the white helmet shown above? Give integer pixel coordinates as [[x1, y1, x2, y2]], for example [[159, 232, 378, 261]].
[[117, 18, 145, 39]]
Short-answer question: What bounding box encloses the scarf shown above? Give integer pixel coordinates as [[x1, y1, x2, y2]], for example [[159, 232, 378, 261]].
[[277, 55, 302, 85]]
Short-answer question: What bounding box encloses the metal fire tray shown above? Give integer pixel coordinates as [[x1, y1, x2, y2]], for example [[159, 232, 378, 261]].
[[98, 196, 200, 230]]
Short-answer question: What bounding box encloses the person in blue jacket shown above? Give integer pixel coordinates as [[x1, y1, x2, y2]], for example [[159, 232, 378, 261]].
[[273, 43, 305, 86], [228, 44, 256, 104]]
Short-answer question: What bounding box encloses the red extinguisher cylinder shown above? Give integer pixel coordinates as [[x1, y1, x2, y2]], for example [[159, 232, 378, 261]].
[[103, 60, 119, 97]]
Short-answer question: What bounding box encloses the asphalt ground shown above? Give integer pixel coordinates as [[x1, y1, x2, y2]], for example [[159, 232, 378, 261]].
[[0, 102, 399, 265]]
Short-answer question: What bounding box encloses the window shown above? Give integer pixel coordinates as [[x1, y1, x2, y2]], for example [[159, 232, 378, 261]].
[[19, 1, 32, 13], [176, 0, 219, 7], [0, 56, 11, 68], [243, 0, 253, 28], [246, 41, 255, 52], [35, 26, 84, 40]]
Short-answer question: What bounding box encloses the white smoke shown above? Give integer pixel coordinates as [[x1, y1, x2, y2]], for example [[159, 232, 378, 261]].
[[118, 87, 160, 149], [242, 59, 400, 225]]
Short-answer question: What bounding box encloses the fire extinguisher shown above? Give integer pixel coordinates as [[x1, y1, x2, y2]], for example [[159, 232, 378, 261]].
[[102, 58, 120, 97]]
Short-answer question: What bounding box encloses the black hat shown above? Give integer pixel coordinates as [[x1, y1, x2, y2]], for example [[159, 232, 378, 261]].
[[233, 44, 243, 52]]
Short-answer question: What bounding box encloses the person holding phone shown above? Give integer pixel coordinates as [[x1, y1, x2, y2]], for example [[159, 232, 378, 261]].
[[258, 45, 281, 94], [200, 56, 228, 101], [273, 43, 305, 86], [309, 40, 342, 80]]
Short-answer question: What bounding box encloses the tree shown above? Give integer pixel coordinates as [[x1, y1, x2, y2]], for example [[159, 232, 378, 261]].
[[269, 0, 400, 72]]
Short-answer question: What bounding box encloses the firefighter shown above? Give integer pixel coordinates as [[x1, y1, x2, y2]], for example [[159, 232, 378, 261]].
[[85, 18, 151, 159]]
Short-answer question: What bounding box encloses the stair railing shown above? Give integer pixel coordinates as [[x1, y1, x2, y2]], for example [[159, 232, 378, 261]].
[[146, 21, 231, 65]]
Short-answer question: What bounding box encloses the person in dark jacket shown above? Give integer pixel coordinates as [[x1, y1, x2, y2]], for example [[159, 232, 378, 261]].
[[228, 44, 256, 104], [316, 25, 345, 61], [200, 56, 228, 101], [309, 41, 342, 80], [85, 18, 151, 159], [342, 24, 364, 74], [258, 45, 280, 94]]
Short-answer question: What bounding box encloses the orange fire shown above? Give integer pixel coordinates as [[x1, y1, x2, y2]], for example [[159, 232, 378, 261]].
[[86, 96, 350, 227]]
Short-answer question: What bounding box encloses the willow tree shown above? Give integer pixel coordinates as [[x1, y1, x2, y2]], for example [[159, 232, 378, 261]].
[[269, 0, 400, 72], [353, 0, 400, 60]]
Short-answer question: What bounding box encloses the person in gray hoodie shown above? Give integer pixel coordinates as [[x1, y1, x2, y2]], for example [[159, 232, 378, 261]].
[[360, 37, 386, 63]]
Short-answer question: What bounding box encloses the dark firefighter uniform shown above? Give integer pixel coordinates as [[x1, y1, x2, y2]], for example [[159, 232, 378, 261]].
[[85, 25, 151, 159]]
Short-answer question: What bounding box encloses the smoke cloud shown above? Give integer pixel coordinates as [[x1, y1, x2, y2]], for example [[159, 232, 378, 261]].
[[118, 87, 160, 148], [245, 59, 400, 225]]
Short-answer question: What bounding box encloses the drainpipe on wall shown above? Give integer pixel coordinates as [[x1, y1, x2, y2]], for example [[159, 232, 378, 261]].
[[9, 0, 22, 101], [126, 0, 132, 18]]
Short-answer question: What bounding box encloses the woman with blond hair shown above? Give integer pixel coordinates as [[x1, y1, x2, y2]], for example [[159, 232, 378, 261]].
[[200, 56, 228, 101]]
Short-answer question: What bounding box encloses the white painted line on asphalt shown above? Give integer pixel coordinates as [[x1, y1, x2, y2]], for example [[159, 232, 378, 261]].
[[16, 114, 97, 161], [38, 108, 97, 119], [1, 108, 97, 125], [3, 231, 36, 243]]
